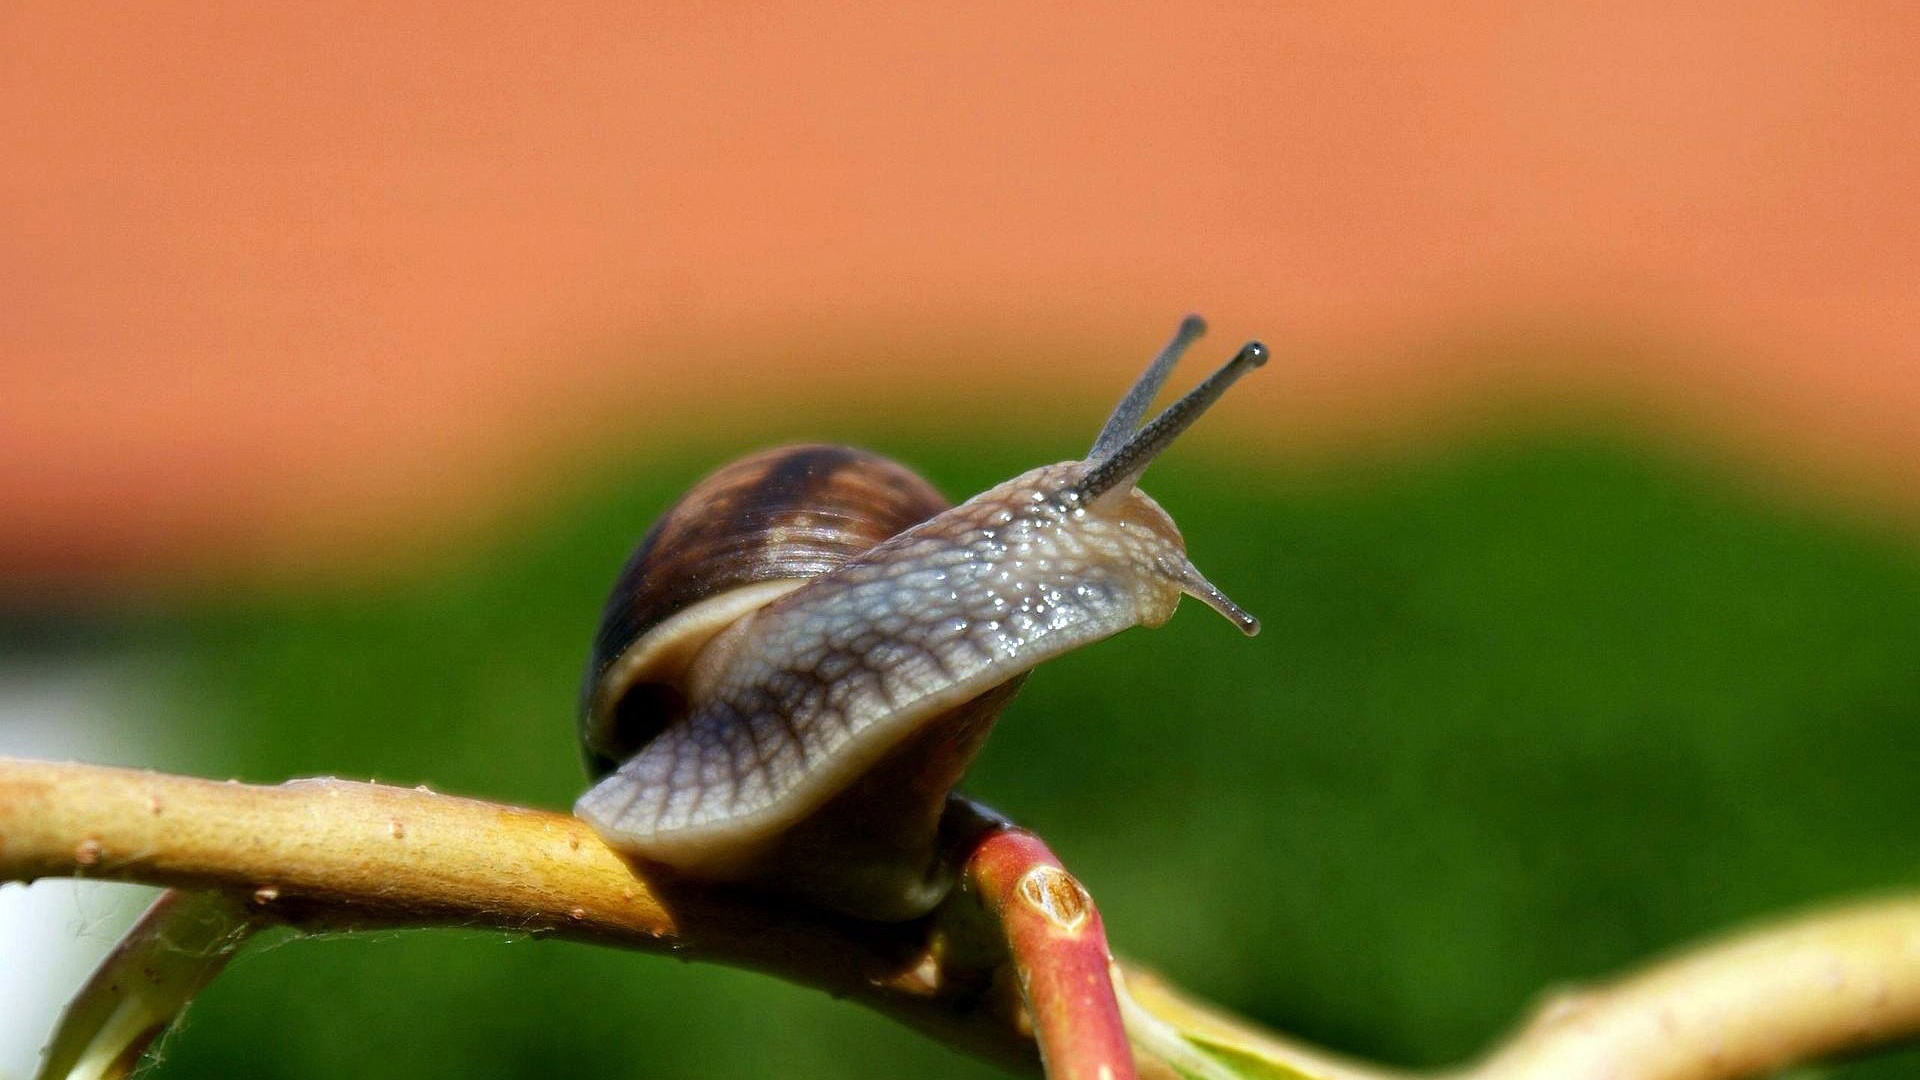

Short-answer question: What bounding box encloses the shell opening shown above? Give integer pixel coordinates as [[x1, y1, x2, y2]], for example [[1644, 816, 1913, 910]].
[[582, 580, 806, 777]]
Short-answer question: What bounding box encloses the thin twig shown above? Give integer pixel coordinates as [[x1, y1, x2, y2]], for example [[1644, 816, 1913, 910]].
[[1121, 896, 1920, 1080], [1468, 893, 1920, 1080], [0, 759, 1036, 1074], [965, 827, 1137, 1080], [7, 757, 1920, 1080], [35, 890, 262, 1080]]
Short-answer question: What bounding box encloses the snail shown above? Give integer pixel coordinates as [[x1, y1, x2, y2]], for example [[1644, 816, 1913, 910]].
[[575, 316, 1265, 920]]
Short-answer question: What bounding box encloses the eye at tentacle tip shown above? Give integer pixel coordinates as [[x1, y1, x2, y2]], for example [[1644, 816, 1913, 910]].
[[1170, 339, 1264, 638]]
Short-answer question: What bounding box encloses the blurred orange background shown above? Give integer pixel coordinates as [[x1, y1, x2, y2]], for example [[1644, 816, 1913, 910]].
[[4, 3, 1916, 591]]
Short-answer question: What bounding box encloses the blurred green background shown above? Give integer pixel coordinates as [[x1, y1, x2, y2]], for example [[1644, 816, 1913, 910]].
[[77, 417, 1919, 1078]]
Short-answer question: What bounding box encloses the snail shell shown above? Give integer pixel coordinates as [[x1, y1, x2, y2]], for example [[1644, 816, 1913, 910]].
[[576, 318, 1265, 919], [579, 444, 952, 779]]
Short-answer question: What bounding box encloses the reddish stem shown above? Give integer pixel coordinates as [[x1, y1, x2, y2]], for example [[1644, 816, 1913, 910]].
[[964, 827, 1136, 1080]]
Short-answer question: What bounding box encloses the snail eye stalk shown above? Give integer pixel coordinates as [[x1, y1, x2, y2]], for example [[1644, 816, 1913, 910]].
[[1078, 339, 1268, 501], [1089, 314, 1208, 460]]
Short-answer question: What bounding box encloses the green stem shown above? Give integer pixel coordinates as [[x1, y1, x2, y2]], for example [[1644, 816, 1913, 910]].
[[35, 889, 263, 1080]]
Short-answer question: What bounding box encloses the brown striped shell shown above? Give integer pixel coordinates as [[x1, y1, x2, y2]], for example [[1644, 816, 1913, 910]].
[[580, 444, 951, 779]]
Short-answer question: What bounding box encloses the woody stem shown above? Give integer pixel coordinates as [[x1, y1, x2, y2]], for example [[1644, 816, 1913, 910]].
[[963, 826, 1137, 1080]]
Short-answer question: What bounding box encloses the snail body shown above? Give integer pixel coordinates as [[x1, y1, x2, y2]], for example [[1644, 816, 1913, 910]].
[[576, 317, 1264, 919]]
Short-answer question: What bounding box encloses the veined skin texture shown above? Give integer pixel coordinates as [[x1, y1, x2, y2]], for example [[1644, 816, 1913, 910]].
[[575, 461, 1213, 876]]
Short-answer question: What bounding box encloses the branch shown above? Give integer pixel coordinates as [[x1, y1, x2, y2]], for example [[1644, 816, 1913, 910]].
[[0, 758, 1036, 1073], [7, 757, 1920, 1080], [34, 889, 259, 1080], [966, 827, 1136, 1080], [1119, 897, 1920, 1080], [1470, 892, 1920, 1080]]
